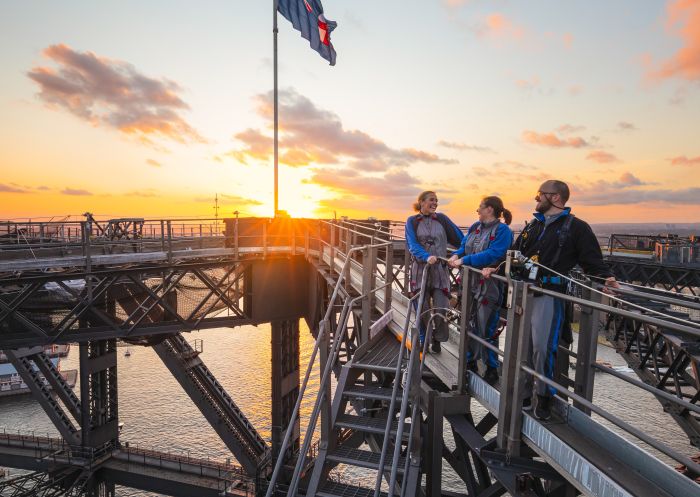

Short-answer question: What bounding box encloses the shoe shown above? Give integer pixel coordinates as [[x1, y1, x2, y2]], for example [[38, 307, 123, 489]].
[[483, 367, 499, 386], [534, 395, 552, 421], [523, 397, 533, 411], [431, 340, 441, 353]]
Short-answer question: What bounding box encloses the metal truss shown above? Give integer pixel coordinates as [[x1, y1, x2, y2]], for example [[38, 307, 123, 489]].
[[0, 259, 252, 348], [153, 332, 269, 476], [0, 469, 91, 497], [606, 309, 700, 449], [607, 258, 700, 295]]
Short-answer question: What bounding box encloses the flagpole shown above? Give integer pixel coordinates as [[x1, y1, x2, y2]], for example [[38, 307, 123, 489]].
[[273, 0, 279, 217]]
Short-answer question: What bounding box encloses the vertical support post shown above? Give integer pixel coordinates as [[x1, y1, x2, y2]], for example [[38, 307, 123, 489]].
[[384, 242, 394, 312], [330, 223, 336, 273], [234, 215, 239, 260], [403, 245, 411, 296], [271, 320, 300, 469], [457, 267, 474, 393], [160, 220, 165, 252], [263, 221, 268, 258], [318, 319, 333, 455], [425, 391, 444, 497], [83, 222, 93, 303], [166, 221, 173, 263], [361, 246, 378, 345], [79, 340, 119, 449], [574, 286, 602, 414], [496, 280, 526, 452]]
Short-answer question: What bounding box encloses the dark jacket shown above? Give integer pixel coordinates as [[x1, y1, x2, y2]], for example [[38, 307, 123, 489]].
[[514, 208, 612, 280]]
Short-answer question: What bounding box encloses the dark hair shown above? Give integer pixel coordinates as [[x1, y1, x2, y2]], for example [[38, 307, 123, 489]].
[[413, 191, 436, 212], [482, 196, 512, 225], [550, 180, 570, 203]]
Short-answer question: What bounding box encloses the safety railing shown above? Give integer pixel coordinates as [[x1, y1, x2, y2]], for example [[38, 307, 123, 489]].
[[263, 231, 395, 497], [0, 428, 114, 469], [376, 269, 428, 497], [457, 251, 700, 489]]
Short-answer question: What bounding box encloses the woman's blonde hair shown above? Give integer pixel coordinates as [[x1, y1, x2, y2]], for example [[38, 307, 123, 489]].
[[413, 191, 436, 212]]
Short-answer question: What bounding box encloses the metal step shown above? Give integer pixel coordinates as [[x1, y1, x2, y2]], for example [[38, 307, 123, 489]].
[[352, 334, 402, 373], [343, 385, 402, 401], [351, 362, 397, 373], [327, 446, 406, 473], [335, 414, 410, 440], [317, 482, 388, 497]]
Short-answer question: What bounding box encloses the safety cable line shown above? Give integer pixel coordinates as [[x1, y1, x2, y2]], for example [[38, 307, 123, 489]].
[[527, 259, 700, 329], [586, 273, 700, 301]]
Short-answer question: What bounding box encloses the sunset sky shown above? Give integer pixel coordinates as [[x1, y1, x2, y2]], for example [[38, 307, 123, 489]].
[[1, 0, 699, 224]]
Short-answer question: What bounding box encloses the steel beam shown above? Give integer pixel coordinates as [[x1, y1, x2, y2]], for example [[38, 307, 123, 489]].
[[271, 319, 301, 469]]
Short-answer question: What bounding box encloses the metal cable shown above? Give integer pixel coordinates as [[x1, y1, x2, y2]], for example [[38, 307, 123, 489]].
[[527, 259, 700, 329]]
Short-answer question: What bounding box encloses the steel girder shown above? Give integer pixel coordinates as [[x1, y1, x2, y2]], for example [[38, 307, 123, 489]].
[[606, 310, 700, 450], [152, 333, 269, 477], [607, 258, 700, 295], [0, 469, 94, 497], [0, 259, 252, 348]]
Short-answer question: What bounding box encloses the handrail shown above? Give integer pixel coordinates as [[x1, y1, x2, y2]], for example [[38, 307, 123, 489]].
[[458, 257, 700, 479], [286, 279, 394, 497], [389, 273, 431, 497], [374, 269, 428, 497], [264, 241, 383, 497]]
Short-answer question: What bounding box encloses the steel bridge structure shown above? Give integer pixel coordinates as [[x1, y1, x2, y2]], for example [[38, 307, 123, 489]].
[[0, 217, 699, 497]]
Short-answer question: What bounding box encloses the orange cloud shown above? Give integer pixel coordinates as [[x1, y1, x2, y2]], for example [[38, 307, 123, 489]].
[[522, 130, 589, 148], [562, 32, 574, 49], [226, 89, 456, 169], [438, 140, 495, 153], [649, 0, 700, 81], [27, 44, 205, 145], [481, 13, 525, 41], [586, 150, 620, 163], [669, 155, 700, 166], [61, 188, 92, 196], [0, 184, 29, 193]]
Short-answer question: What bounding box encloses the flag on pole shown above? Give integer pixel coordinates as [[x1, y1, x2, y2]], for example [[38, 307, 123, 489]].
[[277, 0, 337, 65]]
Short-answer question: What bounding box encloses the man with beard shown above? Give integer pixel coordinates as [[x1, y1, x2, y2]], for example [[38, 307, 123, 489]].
[[483, 180, 618, 420]]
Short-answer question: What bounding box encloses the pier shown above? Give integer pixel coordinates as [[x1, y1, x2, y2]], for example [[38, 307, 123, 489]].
[[0, 217, 699, 497]]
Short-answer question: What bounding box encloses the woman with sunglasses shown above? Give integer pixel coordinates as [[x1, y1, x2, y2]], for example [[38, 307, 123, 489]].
[[448, 196, 513, 385], [406, 191, 464, 353]]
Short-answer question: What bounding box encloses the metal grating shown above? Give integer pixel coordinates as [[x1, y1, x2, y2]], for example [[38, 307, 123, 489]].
[[342, 385, 402, 401], [354, 334, 402, 371], [327, 446, 405, 473], [336, 414, 410, 439], [318, 482, 388, 497]]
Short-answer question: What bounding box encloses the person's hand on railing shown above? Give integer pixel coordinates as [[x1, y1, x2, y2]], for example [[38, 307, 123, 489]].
[[602, 276, 620, 295], [448, 255, 462, 268], [482, 267, 497, 279], [426, 255, 438, 265]]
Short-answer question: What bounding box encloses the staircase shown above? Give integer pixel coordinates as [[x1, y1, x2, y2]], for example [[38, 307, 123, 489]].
[[304, 331, 420, 497]]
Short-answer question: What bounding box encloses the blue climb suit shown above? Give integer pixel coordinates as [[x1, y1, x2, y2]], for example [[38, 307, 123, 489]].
[[405, 213, 463, 345], [453, 220, 513, 369], [514, 208, 612, 397]]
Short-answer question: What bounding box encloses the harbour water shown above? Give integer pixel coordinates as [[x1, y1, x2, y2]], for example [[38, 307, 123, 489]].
[[0, 322, 696, 495]]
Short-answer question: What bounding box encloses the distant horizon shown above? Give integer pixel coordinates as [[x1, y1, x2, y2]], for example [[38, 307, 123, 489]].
[[2, 213, 699, 227]]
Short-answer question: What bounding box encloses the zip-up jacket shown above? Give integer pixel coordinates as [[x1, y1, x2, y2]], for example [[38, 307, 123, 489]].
[[453, 221, 513, 269], [515, 208, 612, 279], [405, 213, 463, 262]]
